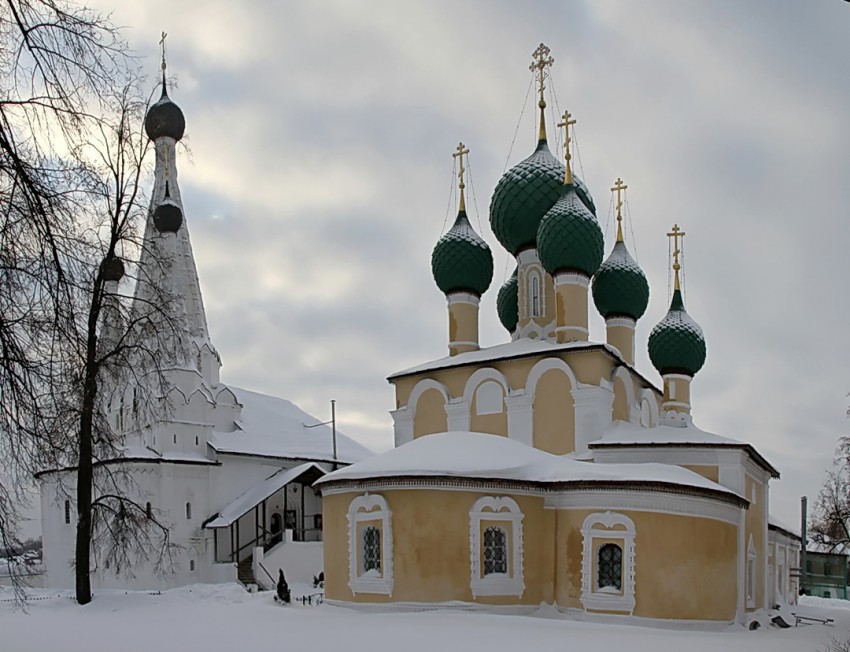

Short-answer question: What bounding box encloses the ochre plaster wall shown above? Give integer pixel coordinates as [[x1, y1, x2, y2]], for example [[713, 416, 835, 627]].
[[323, 489, 551, 605], [555, 508, 738, 621], [682, 465, 720, 483], [744, 474, 766, 610], [612, 377, 629, 423], [533, 369, 575, 454], [413, 388, 447, 438]]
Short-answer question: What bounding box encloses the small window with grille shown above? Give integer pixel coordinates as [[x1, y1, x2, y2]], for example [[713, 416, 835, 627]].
[[64, 500, 71, 524], [483, 527, 508, 575], [597, 543, 623, 591], [362, 526, 381, 574]]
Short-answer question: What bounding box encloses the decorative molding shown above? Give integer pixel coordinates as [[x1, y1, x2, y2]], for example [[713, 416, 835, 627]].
[[407, 379, 450, 414], [447, 292, 480, 307], [659, 410, 691, 428], [555, 325, 589, 336], [580, 512, 636, 614], [662, 373, 693, 383], [462, 367, 510, 407], [553, 272, 590, 288], [449, 340, 480, 349], [445, 399, 471, 431], [525, 357, 578, 398], [572, 385, 614, 454], [545, 488, 742, 525], [469, 496, 525, 598], [505, 392, 534, 446], [390, 408, 414, 447], [347, 493, 393, 596], [605, 317, 636, 330], [324, 598, 539, 616]]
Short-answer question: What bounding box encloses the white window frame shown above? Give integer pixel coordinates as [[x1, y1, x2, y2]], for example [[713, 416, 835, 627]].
[[469, 496, 524, 597], [746, 534, 756, 608], [530, 272, 541, 318], [347, 493, 393, 595], [581, 512, 636, 614]]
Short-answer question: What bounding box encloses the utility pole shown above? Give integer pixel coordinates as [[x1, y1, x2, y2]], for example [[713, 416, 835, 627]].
[[305, 399, 338, 469]]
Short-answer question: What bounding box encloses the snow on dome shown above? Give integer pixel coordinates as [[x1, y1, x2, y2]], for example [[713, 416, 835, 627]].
[[209, 386, 373, 464], [315, 431, 740, 498]]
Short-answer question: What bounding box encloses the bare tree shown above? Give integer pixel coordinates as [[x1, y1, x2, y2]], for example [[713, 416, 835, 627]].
[[810, 436, 850, 553], [0, 0, 178, 604]]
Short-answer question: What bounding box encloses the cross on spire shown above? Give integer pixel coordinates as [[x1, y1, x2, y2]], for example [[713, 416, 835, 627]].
[[611, 177, 628, 242], [557, 110, 576, 185], [453, 141, 470, 212], [160, 31, 168, 77], [666, 223, 686, 290], [529, 43, 554, 141]]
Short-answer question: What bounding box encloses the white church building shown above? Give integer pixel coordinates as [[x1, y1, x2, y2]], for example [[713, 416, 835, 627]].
[[37, 74, 372, 591]]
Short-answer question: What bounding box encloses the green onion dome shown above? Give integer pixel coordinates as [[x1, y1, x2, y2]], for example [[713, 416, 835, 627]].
[[537, 185, 604, 277], [648, 289, 706, 376], [431, 210, 494, 297], [592, 241, 649, 320], [490, 140, 595, 255], [496, 267, 519, 333]]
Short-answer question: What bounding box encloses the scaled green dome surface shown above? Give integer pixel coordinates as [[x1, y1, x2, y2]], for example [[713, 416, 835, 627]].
[[592, 241, 650, 320], [648, 289, 706, 376], [497, 267, 519, 333], [490, 139, 595, 255], [431, 210, 494, 297], [537, 185, 604, 277]]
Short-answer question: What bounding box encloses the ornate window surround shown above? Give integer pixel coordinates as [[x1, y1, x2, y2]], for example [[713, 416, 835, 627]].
[[581, 511, 636, 614], [746, 534, 756, 608], [469, 496, 525, 597], [347, 493, 393, 595]]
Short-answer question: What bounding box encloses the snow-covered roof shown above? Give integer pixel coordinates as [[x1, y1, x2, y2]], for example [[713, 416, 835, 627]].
[[206, 462, 324, 528], [209, 387, 373, 465], [121, 446, 217, 465], [590, 420, 780, 478], [768, 515, 801, 539], [389, 339, 624, 379], [315, 431, 742, 502]]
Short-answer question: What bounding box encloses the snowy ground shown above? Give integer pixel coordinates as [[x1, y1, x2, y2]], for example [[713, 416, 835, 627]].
[[1, 584, 847, 652]]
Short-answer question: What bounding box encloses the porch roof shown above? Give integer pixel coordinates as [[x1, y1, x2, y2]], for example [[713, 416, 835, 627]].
[[205, 462, 325, 529]]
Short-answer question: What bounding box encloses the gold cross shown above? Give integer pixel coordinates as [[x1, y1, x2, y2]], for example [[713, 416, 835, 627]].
[[611, 177, 628, 241], [529, 43, 554, 107], [530, 43, 554, 141], [453, 141, 470, 211], [666, 224, 686, 289], [557, 110, 576, 184], [160, 31, 168, 73]]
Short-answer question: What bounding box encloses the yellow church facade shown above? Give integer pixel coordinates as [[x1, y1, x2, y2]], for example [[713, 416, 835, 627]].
[[317, 44, 799, 628]]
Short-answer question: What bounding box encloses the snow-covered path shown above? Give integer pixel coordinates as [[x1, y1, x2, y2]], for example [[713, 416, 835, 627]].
[[1, 584, 845, 652]]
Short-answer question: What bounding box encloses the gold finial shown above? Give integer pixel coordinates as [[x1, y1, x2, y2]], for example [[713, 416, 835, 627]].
[[666, 223, 686, 291], [611, 177, 628, 242], [529, 43, 554, 141], [557, 110, 576, 185], [452, 141, 470, 212]]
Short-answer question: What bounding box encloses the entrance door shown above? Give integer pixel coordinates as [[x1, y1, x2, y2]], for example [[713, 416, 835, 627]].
[[270, 513, 282, 547]]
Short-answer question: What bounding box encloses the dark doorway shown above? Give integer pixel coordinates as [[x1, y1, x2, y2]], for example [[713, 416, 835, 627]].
[[270, 512, 283, 547]]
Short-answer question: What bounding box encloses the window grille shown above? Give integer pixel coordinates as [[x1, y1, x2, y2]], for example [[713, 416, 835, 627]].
[[598, 543, 623, 590], [64, 500, 71, 524], [483, 527, 508, 575], [362, 526, 381, 573], [531, 275, 540, 317]]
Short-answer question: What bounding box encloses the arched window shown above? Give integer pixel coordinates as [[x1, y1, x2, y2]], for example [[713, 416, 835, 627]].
[[469, 496, 524, 597], [347, 494, 393, 595], [64, 500, 71, 524], [173, 433, 177, 444], [530, 273, 540, 318], [145, 502, 152, 519], [483, 527, 508, 575], [581, 512, 636, 613], [186, 502, 192, 520], [362, 526, 381, 574], [598, 543, 623, 590], [475, 381, 504, 416]]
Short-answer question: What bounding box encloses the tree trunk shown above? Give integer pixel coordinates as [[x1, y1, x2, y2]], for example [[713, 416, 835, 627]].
[[75, 292, 102, 605]]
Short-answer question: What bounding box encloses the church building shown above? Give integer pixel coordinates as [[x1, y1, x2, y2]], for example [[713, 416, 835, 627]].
[[37, 54, 372, 591], [317, 44, 800, 627]]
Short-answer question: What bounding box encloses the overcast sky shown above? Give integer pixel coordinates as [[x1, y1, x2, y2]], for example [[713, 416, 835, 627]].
[[70, 0, 850, 532]]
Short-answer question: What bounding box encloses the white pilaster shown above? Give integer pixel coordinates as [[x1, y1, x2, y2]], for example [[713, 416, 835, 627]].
[[445, 399, 470, 432], [390, 407, 414, 447], [505, 392, 534, 447], [572, 384, 614, 454]]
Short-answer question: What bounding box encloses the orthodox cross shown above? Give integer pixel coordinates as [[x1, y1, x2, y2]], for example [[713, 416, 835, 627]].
[[666, 223, 686, 289], [160, 31, 168, 74], [557, 110, 576, 184], [453, 142, 469, 211], [530, 43, 554, 140], [611, 177, 628, 241]]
